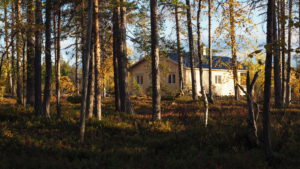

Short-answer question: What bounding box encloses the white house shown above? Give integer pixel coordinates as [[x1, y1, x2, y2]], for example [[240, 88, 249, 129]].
[[128, 52, 247, 96]]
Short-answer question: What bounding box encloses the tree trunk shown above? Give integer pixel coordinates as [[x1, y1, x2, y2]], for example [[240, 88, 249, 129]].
[[273, 0, 282, 107], [80, 0, 93, 143], [286, 0, 293, 106], [281, 0, 286, 105], [208, 0, 214, 102], [22, 37, 27, 106], [34, 0, 43, 116], [197, 0, 209, 127], [80, 0, 86, 95], [238, 71, 260, 147], [94, 0, 102, 120], [4, 3, 12, 97], [26, 0, 35, 106], [86, 45, 95, 119], [56, 5, 62, 118], [116, 0, 128, 113], [150, 0, 161, 121], [263, 0, 275, 157], [75, 36, 80, 95], [15, 0, 22, 105], [229, 0, 239, 101], [186, 0, 197, 100], [113, 3, 121, 112], [43, 0, 52, 118], [10, 2, 16, 97], [115, 0, 133, 114], [117, 1, 126, 112], [175, 4, 184, 93]]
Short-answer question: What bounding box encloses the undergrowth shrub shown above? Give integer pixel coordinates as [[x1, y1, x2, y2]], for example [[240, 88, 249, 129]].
[[67, 95, 81, 104]]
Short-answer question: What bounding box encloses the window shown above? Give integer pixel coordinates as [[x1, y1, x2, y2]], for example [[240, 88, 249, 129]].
[[215, 75, 222, 84], [136, 75, 143, 84], [168, 74, 176, 84]]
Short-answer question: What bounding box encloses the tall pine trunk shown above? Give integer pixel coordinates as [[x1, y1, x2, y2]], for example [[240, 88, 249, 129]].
[[94, 0, 102, 120], [15, 0, 22, 104], [197, 0, 209, 126], [175, 4, 184, 93], [26, 0, 35, 106], [75, 36, 80, 95], [4, 2, 12, 96], [86, 45, 95, 119], [281, 0, 286, 105], [273, 0, 282, 107], [117, 0, 129, 113], [80, 0, 93, 143], [229, 0, 239, 101], [113, 3, 121, 111], [186, 0, 197, 100], [286, 0, 293, 106], [56, 5, 62, 118], [43, 0, 52, 118], [208, 0, 213, 102], [22, 37, 27, 106], [263, 0, 275, 157], [10, 2, 16, 97], [150, 0, 161, 121], [34, 0, 43, 115]]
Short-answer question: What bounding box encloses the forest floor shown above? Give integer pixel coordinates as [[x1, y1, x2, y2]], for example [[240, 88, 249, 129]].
[[0, 96, 299, 169]]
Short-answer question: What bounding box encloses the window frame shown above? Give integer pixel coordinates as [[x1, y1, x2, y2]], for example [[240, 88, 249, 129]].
[[215, 75, 222, 84], [136, 75, 143, 85], [168, 73, 176, 84]]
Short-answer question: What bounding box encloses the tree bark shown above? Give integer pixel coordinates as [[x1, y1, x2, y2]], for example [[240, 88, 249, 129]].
[[186, 0, 197, 100], [75, 36, 80, 95], [281, 0, 286, 105], [34, 0, 43, 116], [197, 0, 209, 127], [175, 4, 184, 93], [112, 6, 121, 111], [43, 0, 52, 118], [10, 2, 16, 97], [229, 0, 239, 101], [150, 0, 161, 121], [56, 5, 62, 118], [15, 0, 22, 105], [26, 0, 35, 106], [80, 0, 93, 143], [94, 0, 102, 120], [238, 71, 260, 147], [86, 45, 95, 119], [263, 0, 275, 157], [4, 3, 12, 96], [117, 0, 128, 113], [208, 0, 214, 102], [273, 0, 282, 107], [22, 36, 27, 106], [286, 0, 293, 106]]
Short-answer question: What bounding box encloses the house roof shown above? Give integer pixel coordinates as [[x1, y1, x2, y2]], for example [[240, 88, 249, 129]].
[[129, 52, 247, 71], [168, 52, 246, 70]]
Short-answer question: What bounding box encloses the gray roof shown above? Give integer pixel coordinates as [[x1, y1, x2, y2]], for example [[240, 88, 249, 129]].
[[167, 52, 246, 70]]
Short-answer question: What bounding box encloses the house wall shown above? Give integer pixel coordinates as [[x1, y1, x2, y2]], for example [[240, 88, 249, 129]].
[[129, 57, 246, 96], [129, 57, 182, 96], [185, 68, 246, 96]]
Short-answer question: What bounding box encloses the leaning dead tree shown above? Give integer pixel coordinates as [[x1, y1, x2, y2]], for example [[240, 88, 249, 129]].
[[238, 70, 261, 147]]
